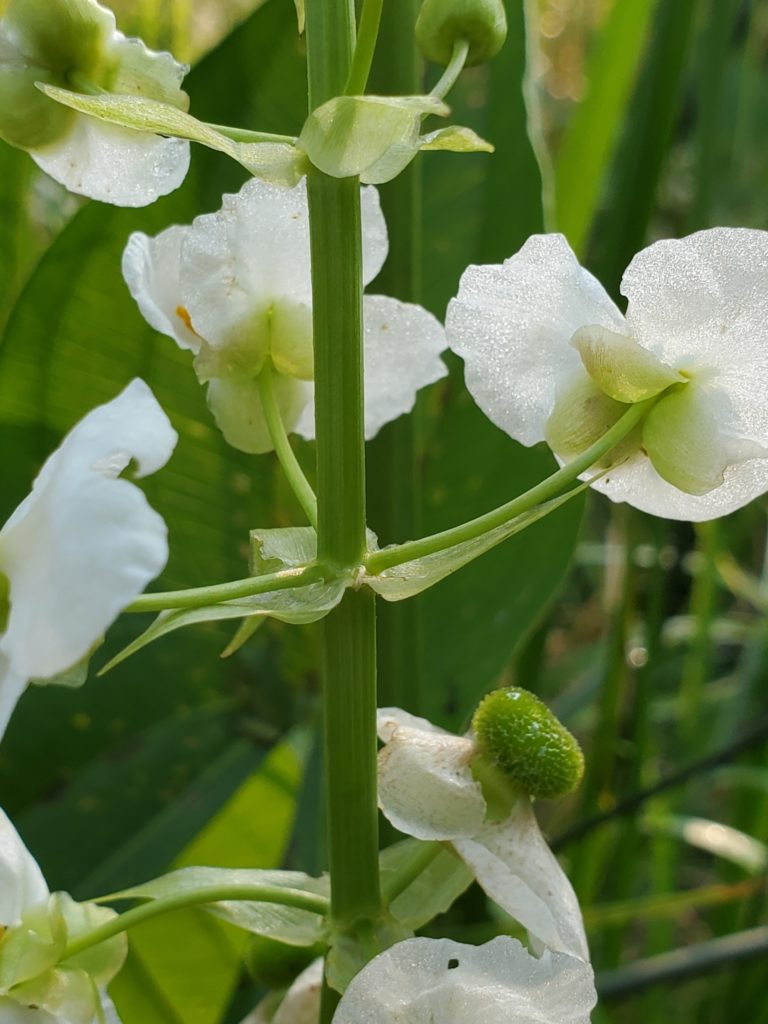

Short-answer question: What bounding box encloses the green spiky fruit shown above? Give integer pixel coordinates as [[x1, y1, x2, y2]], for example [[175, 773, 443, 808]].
[[415, 0, 507, 68], [472, 687, 584, 800]]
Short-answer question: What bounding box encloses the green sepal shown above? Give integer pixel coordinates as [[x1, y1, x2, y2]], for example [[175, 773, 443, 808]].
[[415, 0, 507, 67], [365, 487, 585, 602], [29, 642, 102, 689], [472, 687, 585, 800], [642, 384, 726, 495], [0, 896, 66, 990], [545, 372, 640, 464], [38, 85, 306, 185], [571, 325, 684, 403], [298, 94, 448, 183]]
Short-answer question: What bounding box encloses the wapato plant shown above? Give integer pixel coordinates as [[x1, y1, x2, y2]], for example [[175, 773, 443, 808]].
[[1, 0, 768, 1021]]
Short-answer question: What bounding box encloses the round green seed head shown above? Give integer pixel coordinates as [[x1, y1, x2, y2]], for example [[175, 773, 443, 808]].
[[472, 687, 584, 800], [416, 0, 507, 68]]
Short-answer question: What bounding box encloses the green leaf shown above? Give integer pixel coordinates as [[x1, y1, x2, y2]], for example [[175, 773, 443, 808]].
[[38, 85, 306, 186], [366, 488, 584, 601], [553, 0, 658, 255], [298, 94, 448, 182]]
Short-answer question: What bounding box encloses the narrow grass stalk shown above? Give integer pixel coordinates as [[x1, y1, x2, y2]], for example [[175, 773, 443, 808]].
[[367, 0, 424, 713]]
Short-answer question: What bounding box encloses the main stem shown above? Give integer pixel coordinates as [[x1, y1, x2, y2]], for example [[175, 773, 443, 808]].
[[305, 0, 381, 989]]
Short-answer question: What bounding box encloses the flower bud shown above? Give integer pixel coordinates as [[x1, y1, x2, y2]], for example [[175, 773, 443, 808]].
[[245, 934, 323, 990], [415, 0, 507, 68], [472, 687, 584, 800]]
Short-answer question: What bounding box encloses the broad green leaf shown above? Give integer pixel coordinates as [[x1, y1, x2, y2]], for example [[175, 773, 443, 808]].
[[298, 94, 448, 183], [367, 489, 584, 601], [587, 0, 699, 293], [15, 705, 270, 896], [554, 0, 657, 255], [39, 85, 306, 186], [112, 866, 328, 946], [381, 840, 473, 929], [111, 737, 304, 1024]]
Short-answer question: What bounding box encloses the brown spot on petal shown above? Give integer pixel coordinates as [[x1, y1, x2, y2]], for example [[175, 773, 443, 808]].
[[176, 305, 199, 335]]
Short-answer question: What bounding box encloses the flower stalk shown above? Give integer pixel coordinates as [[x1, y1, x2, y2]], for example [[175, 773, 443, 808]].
[[305, 4, 382, 1012]]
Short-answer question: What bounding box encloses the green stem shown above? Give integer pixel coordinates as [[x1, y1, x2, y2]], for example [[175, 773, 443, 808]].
[[126, 563, 327, 613], [305, 0, 381, 979], [63, 884, 329, 961], [257, 362, 319, 527], [430, 39, 471, 100], [344, 0, 385, 95], [366, 397, 656, 574], [204, 122, 297, 145]]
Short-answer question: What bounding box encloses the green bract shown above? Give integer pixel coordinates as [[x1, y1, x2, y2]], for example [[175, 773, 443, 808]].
[[472, 687, 584, 800], [415, 0, 507, 68], [298, 94, 492, 183]]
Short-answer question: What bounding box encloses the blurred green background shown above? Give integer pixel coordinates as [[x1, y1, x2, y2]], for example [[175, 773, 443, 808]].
[[1, 0, 767, 1021]]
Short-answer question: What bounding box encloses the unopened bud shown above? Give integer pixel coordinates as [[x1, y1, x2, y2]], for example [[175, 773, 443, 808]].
[[416, 0, 507, 68]]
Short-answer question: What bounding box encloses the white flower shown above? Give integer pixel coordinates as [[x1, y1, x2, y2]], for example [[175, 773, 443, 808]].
[[332, 936, 596, 1023], [0, 807, 125, 1022], [446, 229, 768, 521], [122, 177, 448, 454], [0, 379, 177, 739], [0, 0, 190, 206], [377, 708, 589, 961]]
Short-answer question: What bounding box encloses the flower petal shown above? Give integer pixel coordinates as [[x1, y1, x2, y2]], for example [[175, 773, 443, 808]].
[[0, 806, 48, 928], [206, 374, 311, 455], [453, 799, 589, 961], [32, 113, 190, 207], [122, 228, 200, 352], [446, 234, 625, 446], [0, 654, 26, 742], [273, 958, 323, 1024], [571, 325, 684, 402], [295, 296, 446, 441], [376, 710, 486, 840], [622, 229, 768, 469], [0, 379, 176, 680], [332, 936, 597, 1023]]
